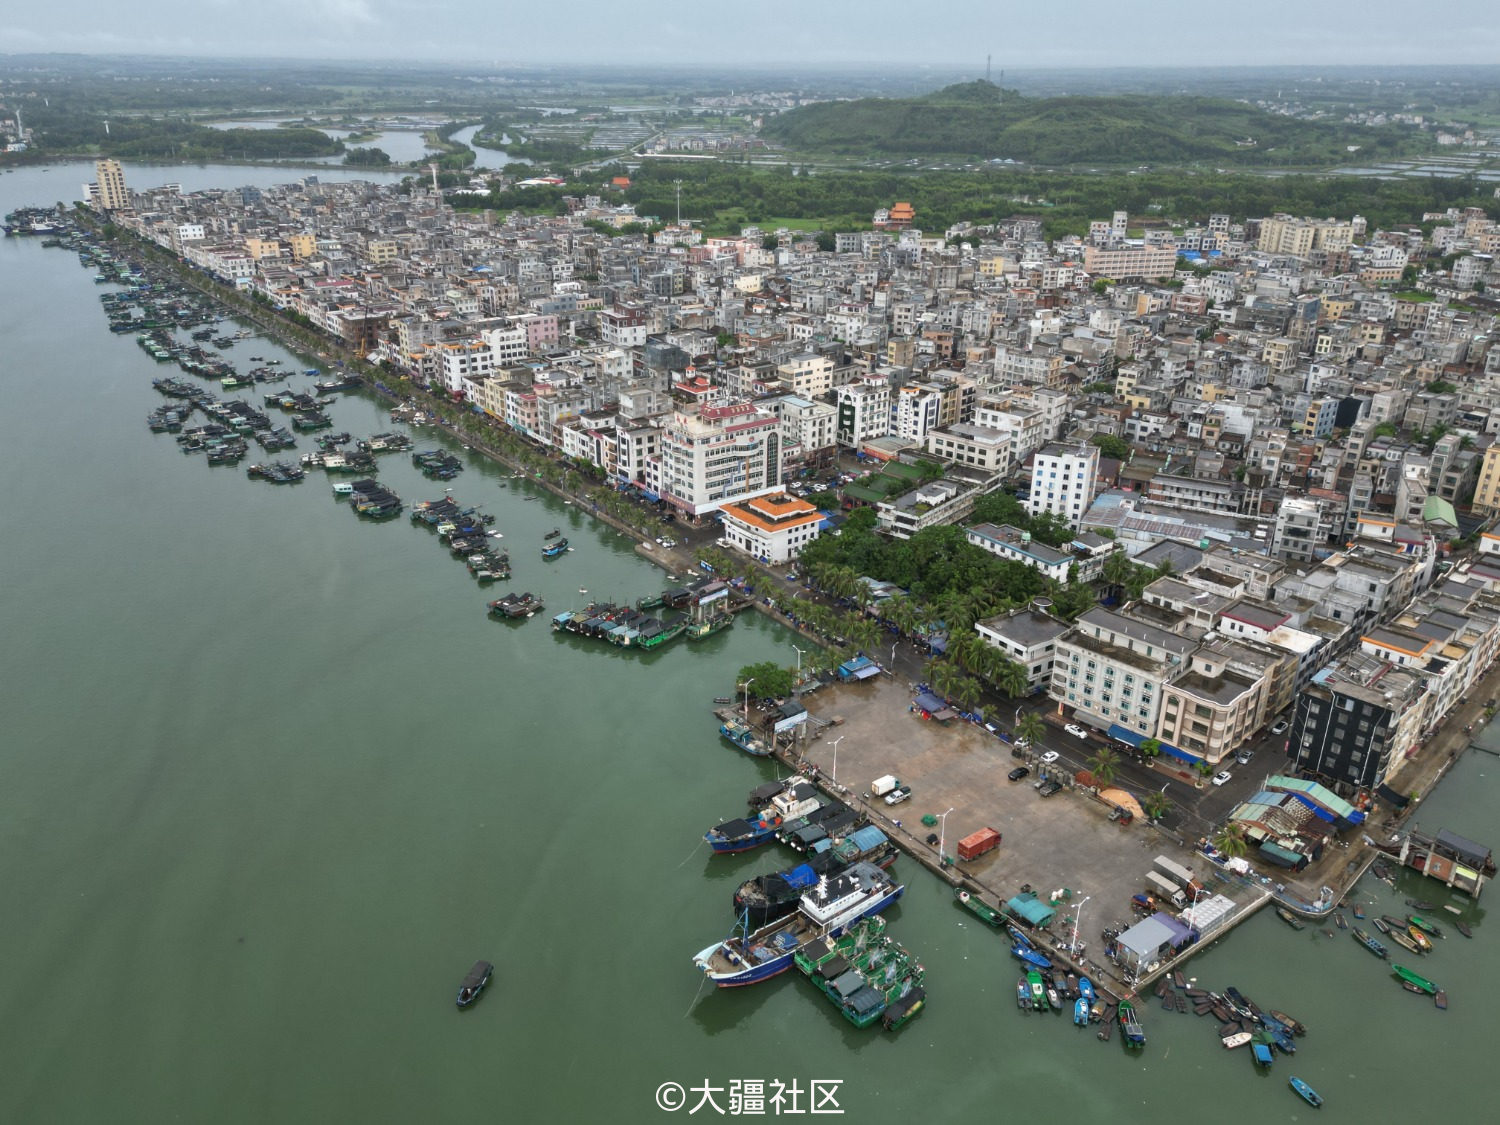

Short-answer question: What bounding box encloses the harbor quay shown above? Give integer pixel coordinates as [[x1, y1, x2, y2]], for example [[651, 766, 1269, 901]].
[[769, 672, 1273, 999]]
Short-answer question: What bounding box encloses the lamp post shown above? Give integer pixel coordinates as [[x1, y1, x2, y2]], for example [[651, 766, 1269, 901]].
[[1072, 895, 1091, 955], [826, 735, 844, 784], [937, 806, 955, 862], [791, 644, 805, 679], [739, 678, 755, 723]]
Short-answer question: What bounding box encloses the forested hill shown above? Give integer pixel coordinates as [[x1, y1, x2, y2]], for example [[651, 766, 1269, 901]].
[[760, 81, 1427, 167]]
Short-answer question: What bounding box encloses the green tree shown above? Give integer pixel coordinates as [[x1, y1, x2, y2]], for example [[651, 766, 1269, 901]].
[[736, 661, 795, 701], [993, 658, 1030, 699], [1139, 737, 1161, 761], [1090, 433, 1132, 461], [1087, 747, 1121, 788], [1213, 822, 1249, 860], [1016, 712, 1046, 747], [1141, 792, 1172, 823]]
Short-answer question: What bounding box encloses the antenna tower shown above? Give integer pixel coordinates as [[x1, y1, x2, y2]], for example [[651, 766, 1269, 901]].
[[673, 179, 683, 226]]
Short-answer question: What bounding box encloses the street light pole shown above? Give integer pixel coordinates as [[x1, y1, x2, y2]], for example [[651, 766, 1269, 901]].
[[826, 735, 844, 784], [1072, 895, 1091, 955], [938, 806, 955, 861], [739, 678, 755, 724], [791, 644, 805, 679]]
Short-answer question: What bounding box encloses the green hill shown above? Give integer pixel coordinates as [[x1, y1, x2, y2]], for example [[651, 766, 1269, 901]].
[[760, 82, 1427, 168]]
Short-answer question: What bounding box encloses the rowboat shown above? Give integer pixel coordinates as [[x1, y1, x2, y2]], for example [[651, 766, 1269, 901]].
[[1392, 964, 1438, 994], [1268, 1009, 1306, 1036], [1455, 920, 1474, 938], [1386, 929, 1422, 956], [1276, 907, 1305, 931], [1289, 1076, 1323, 1108], [1434, 989, 1448, 1010], [1372, 917, 1391, 934], [1351, 928, 1387, 958], [1333, 912, 1348, 930], [1408, 914, 1444, 938], [1406, 926, 1434, 953], [1405, 898, 1438, 911]]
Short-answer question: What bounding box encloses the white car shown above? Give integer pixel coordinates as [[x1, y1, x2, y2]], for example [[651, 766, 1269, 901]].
[[1270, 719, 1289, 735], [1040, 750, 1060, 765], [1064, 723, 1090, 740], [1212, 770, 1233, 787]]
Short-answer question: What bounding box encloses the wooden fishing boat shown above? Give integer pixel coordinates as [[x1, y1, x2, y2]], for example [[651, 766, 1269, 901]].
[[1386, 928, 1423, 956], [1372, 917, 1391, 934], [1407, 914, 1444, 938], [1289, 1076, 1323, 1108], [1434, 990, 1448, 1010], [1455, 920, 1473, 939], [1333, 912, 1348, 930], [1276, 907, 1305, 931], [1406, 926, 1433, 953], [1405, 898, 1438, 911], [1351, 928, 1388, 958], [1392, 964, 1437, 994], [1268, 1009, 1306, 1036]]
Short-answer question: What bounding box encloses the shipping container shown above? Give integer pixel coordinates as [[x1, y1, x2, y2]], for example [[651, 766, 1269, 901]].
[[957, 827, 1002, 860]]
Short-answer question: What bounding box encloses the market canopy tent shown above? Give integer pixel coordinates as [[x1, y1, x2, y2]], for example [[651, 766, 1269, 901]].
[[1006, 893, 1056, 927]]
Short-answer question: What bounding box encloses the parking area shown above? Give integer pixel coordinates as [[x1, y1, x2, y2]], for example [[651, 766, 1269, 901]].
[[794, 675, 1214, 940]]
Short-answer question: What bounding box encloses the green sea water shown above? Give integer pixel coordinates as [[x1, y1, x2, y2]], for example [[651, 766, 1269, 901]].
[[1, 163, 1495, 1123]]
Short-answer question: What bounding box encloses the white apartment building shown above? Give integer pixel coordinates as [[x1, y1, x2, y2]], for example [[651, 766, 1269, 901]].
[[1051, 607, 1194, 738], [975, 603, 1070, 696], [718, 493, 825, 564], [893, 383, 944, 444], [440, 341, 495, 395], [776, 353, 835, 398], [651, 403, 783, 517], [484, 323, 529, 367], [836, 378, 892, 448], [1026, 443, 1100, 528], [926, 424, 1014, 476]]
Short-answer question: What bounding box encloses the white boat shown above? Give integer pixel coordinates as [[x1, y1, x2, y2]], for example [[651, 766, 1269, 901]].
[[332, 482, 354, 496], [1222, 1031, 1252, 1049]]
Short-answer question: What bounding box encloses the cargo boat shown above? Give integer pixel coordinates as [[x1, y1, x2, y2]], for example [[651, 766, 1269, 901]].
[[719, 717, 771, 757]]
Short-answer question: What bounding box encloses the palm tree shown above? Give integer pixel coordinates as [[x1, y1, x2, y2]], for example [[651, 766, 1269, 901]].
[[1087, 747, 1121, 789], [1101, 549, 1134, 602], [950, 673, 982, 713], [1016, 712, 1046, 747], [886, 595, 921, 640], [993, 658, 1030, 700], [928, 659, 964, 704], [1213, 823, 1249, 860], [1141, 792, 1173, 823]]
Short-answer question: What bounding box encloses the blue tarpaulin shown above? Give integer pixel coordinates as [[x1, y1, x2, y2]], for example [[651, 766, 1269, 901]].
[[914, 691, 946, 713], [1107, 724, 1200, 765]]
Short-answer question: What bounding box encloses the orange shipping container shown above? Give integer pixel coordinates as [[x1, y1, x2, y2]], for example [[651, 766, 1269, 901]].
[[957, 827, 1002, 860]]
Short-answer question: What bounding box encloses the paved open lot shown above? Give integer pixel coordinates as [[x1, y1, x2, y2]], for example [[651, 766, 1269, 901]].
[[794, 675, 1221, 953]]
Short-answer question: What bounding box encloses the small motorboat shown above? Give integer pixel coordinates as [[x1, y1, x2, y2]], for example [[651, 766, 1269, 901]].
[[1252, 1042, 1274, 1068], [1222, 1031, 1251, 1049], [1400, 980, 1426, 994], [1408, 914, 1444, 938], [1289, 1076, 1323, 1108], [1351, 903, 1366, 919], [1333, 913, 1348, 930], [1455, 920, 1474, 939], [1276, 907, 1305, 931], [456, 960, 493, 1008], [1406, 898, 1439, 911], [1372, 917, 1391, 934], [545, 528, 561, 539], [1434, 989, 1448, 1010]]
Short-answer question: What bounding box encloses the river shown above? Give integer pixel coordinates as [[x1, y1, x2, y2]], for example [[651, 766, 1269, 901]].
[[0, 161, 1496, 1123]]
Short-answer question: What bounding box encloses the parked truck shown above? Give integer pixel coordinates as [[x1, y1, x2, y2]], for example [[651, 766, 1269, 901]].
[[956, 827, 1002, 861], [1145, 870, 1187, 908], [871, 775, 901, 798], [1153, 854, 1197, 889]]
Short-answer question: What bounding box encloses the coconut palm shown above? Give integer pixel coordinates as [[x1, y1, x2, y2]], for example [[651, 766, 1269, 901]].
[[1087, 747, 1121, 788], [1141, 792, 1173, 823], [1016, 712, 1046, 747], [993, 658, 1030, 700], [1213, 823, 1249, 860], [949, 672, 982, 713], [928, 659, 964, 704]]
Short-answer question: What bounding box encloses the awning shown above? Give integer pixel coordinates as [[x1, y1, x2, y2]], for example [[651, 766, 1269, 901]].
[[914, 691, 946, 713], [848, 664, 881, 681], [1006, 893, 1056, 926], [1375, 784, 1410, 809]]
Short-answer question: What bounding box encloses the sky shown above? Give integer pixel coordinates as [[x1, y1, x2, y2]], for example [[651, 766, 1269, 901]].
[[3, 1, 1500, 68]]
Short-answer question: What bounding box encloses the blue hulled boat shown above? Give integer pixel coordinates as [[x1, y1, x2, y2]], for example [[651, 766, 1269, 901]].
[[704, 783, 821, 854], [1289, 1076, 1323, 1107], [1011, 944, 1052, 971]]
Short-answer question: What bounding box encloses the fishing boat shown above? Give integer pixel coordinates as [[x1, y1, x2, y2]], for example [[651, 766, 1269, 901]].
[[1372, 917, 1392, 935], [705, 784, 821, 854], [1455, 920, 1474, 939], [793, 916, 925, 1030], [734, 848, 887, 929], [692, 863, 904, 987], [1406, 926, 1434, 953], [1400, 981, 1425, 994], [1405, 898, 1439, 911], [1026, 970, 1047, 1010], [1079, 976, 1096, 1003], [1434, 989, 1448, 1010], [1275, 907, 1305, 931], [1351, 928, 1388, 958], [685, 613, 734, 640], [488, 592, 544, 619], [1074, 996, 1091, 1025], [455, 960, 493, 1008], [1351, 903, 1366, 919], [955, 889, 1006, 928], [719, 717, 772, 757], [1268, 1009, 1306, 1037], [1386, 928, 1422, 956], [1012, 944, 1052, 971], [1117, 998, 1146, 1047], [544, 528, 561, 539], [1408, 914, 1444, 938], [1252, 1042, 1275, 1068], [542, 537, 570, 559], [1392, 964, 1438, 994], [1222, 1031, 1252, 1049], [1016, 978, 1032, 1010], [1289, 1076, 1322, 1108]]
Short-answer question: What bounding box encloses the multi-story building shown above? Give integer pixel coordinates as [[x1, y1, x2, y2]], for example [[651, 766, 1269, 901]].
[[718, 493, 824, 563], [1082, 242, 1177, 280], [1051, 606, 1195, 738], [1473, 444, 1500, 515], [975, 602, 1069, 696], [926, 424, 1014, 476], [1026, 443, 1100, 528], [835, 377, 891, 449], [651, 402, 782, 517], [1288, 652, 1429, 795], [94, 158, 129, 212]]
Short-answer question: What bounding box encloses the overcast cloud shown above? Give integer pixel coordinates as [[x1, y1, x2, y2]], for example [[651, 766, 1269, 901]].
[[3, 1, 1500, 67]]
